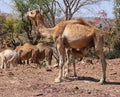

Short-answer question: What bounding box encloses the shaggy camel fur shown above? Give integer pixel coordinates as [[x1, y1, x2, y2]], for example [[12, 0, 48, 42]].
[[26, 9, 107, 84], [15, 42, 39, 64], [36, 41, 53, 68], [0, 49, 19, 69]]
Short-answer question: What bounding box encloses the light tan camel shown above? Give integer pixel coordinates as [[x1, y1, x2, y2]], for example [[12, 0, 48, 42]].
[[26, 9, 107, 84], [0, 49, 19, 69]]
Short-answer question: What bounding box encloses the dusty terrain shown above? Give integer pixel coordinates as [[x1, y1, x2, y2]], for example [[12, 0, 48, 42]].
[[0, 58, 120, 97]]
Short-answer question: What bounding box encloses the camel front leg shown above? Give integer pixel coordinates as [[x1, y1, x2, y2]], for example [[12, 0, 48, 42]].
[[55, 37, 65, 83], [3, 62, 7, 69], [45, 58, 52, 71], [63, 48, 70, 77], [0, 59, 4, 69], [0, 57, 5, 69], [55, 52, 64, 83], [45, 53, 52, 70]]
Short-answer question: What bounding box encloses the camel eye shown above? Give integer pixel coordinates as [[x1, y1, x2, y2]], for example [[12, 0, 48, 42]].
[[31, 12, 33, 14]]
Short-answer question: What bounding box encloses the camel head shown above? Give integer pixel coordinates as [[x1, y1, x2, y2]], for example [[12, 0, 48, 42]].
[[26, 9, 39, 19], [26, 9, 44, 23]]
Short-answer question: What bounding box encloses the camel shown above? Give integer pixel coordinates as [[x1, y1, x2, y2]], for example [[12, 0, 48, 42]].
[[15, 42, 39, 64], [36, 41, 53, 69], [0, 49, 19, 69], [26, 9, 107, 84]]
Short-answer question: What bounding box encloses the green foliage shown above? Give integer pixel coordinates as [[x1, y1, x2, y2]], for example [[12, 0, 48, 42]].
[[0, 14, 7, 33], [112, 33, 120, 50], [105, 0, 120, 59], [4, 16, 23, 33], [0, 14, 6, 24], [105, 30, 120, 59], [105, 49, 120, 59], [4, 16, 15, 30], [13, 20, 24, 33], [113, 0, 120, 31], [12, 0, 28, 16]]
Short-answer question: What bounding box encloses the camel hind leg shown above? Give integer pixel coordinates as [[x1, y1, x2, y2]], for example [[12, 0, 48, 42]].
[[94, 33, 107, 84]]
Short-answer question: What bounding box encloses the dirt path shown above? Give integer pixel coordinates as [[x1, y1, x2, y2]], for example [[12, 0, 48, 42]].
[[0, 58, 120, 97]]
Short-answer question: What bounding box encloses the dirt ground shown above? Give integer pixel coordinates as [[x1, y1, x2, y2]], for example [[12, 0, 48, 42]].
[[0, 58, 120, 97]]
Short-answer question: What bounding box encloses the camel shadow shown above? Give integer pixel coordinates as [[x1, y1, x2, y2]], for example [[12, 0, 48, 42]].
[[66, 76, 120, 85]]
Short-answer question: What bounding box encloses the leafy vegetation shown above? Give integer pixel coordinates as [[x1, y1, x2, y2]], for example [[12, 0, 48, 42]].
[[103, 0, 120, 59]]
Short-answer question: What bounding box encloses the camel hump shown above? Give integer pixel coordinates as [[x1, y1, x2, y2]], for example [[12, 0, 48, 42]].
[[77, 18, 92, 27], [70, 18, 93, 27]]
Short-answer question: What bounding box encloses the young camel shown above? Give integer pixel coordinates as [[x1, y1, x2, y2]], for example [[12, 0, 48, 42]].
[[26, 9, 107, 84], [64, 47, 90, 77], [36, 41, 53, 69], [0, 49, 19, 69], [15, 42, 39, 64]]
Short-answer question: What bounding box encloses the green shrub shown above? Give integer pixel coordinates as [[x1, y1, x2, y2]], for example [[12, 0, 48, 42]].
[[112, 35, 120, 50], [105, 49, 120, 59]]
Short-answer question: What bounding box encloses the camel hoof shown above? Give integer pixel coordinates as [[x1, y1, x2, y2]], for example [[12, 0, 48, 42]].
[[52, 64, 59, 68], [63, 74, 68, 78], [46, 66, 52, 71], [54, 78, 61, 83], [98, 79, 105, 85], [73, 76, 78, 80], [74, 74, 77, 78]]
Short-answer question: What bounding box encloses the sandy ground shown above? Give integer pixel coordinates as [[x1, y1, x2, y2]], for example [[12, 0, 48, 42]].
[[0, 58, 120, 97]]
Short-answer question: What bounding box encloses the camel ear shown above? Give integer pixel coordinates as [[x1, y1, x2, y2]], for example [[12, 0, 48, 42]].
[[36, 9, 40, 14], [36, 9, 43, 17], [39, 8, 43, 15]]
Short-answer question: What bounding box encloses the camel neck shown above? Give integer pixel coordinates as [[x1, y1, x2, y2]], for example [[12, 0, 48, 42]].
[[38, 25, 54, 39]]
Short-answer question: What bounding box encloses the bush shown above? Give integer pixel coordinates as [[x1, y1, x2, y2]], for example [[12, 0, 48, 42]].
[[112, 34, 120, 50], [105, 30, 120, 59], [105, 49, 120, 59]]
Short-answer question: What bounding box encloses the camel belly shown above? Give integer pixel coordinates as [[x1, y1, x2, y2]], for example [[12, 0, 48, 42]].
[[62, 23, 94, 49], [68, 38, 92, 49]]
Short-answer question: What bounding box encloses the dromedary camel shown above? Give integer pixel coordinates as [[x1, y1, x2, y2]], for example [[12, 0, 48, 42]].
[[36, 41, 53, 69], [0, 49, 19, 69], [15, 42, 39, 64], [26, 9, 107, 84]]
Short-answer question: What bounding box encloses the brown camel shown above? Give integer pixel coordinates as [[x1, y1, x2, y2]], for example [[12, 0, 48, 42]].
[[26, 9, 107, 84], [15, 42, 39, 64], [36, 41, 53, 69]]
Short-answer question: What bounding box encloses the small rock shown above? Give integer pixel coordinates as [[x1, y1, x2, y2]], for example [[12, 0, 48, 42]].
[[74, 86, 79, 90], [8, 72, 14, 76], [35, 93, 43, 96]]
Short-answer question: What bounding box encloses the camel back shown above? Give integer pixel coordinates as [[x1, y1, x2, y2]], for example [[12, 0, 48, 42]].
[[53, 19, 93, 41]]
